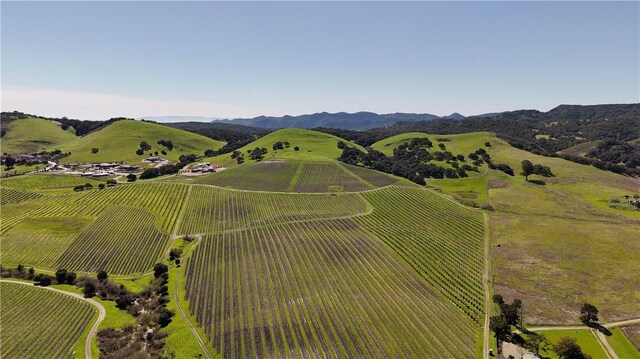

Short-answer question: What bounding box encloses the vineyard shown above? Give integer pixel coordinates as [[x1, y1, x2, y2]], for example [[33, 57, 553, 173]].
[[193, 161, 401, 193], [56, 207, 170, 274], [340, 163, 402, 188], [1, 217, 91, 268], [184, 219, 477, 358], [0, 183, 188, 274], [0, 186, 42, 205], [0, 170, 488, 357], [0, 281, 96, 359], [196, 162, 301, 192], [179, 186, 369, 234], [354, 186, 485, 323], [293, 163, 372, 193]]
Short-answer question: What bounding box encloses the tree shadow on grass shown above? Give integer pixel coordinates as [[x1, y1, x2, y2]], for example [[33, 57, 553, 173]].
[[527, 179, 546, 186]]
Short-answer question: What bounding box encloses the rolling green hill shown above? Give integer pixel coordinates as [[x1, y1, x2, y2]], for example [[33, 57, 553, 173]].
[[208, 128, 366, 167], [1, 117, 77, 154], [58, 120, 225, 166], [371, 131, 492, 156]]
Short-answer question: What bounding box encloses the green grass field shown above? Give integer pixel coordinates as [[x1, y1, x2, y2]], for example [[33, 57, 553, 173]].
[[0, 281, 97, 359], [531, 329, 608, 359], [606, 327, 640, 358], [1, 173, 107, 192], [57, 119, 225, 166], [371, 131, 493, 158], [486, 136, 640, 325], [1, 117, 77, 154]]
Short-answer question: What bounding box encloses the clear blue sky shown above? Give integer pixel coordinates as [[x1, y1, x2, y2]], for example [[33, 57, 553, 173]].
[[2, 1, 638, 120]]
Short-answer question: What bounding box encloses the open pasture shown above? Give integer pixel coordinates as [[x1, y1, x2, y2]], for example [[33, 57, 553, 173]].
[[184, 219, 477, 358], [179, 185, 368, 235], [0, 281, 96, 359], [355, 186, 485, 323]]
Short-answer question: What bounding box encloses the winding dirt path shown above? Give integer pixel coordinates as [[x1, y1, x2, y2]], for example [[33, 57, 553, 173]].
[[0, 279, 106, 359]]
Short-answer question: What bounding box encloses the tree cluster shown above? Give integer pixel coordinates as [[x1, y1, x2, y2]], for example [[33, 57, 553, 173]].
[[95, 264, 174, 358], [0, 264, 77, 287], [316, 104, 640, 177], [157, 139, 174, 151], [579, 303, 599, 326], [247, 147, 268, 161], [552, 337, 592, 359], [337, 140, 506, 186], [520, 160, 554, 181], [489, 294, 523, 350], [73, 183, 95, 192], [272, 141, 291, 150]]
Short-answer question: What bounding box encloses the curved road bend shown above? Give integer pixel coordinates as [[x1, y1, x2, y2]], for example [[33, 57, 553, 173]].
[[0, 279, 106, 359]]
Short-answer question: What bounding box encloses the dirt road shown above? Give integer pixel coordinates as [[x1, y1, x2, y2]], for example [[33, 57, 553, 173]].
[[0, 279, 106, 359]]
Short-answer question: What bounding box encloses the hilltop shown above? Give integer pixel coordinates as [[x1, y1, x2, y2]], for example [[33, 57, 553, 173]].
[[207, 128, 366, 167], [0, 117, 77, 154], [57, 120, 225, 166]]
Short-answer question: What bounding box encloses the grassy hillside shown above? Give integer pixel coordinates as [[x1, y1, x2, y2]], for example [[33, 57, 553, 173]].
[[371, 131, 493, 156], [208, 128, 366, 167], [372, 130, 640, 325], [58, 120, 225, 166], [1, 117, 77, 154], [488, 137, 640, 325]]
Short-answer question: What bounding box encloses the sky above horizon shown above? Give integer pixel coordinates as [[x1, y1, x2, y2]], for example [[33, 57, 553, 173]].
[[2, 1, 639, 121]]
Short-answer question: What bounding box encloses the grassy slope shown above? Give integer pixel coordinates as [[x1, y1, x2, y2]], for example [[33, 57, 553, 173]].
[[208, 128, 366, 167], [487, 137, 640, 324], [372, 131, 493, 204], [374, 130, 640, 325], [59, 120, 224, 166], [371, 131, 492, 157], [1, 117, 77, 154]]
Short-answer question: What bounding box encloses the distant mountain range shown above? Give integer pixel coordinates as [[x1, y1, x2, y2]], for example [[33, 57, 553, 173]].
[[144, 111, 499, 131]]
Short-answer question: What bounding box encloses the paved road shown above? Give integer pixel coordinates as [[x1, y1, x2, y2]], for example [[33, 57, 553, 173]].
[[0, 279, 106, 359]]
